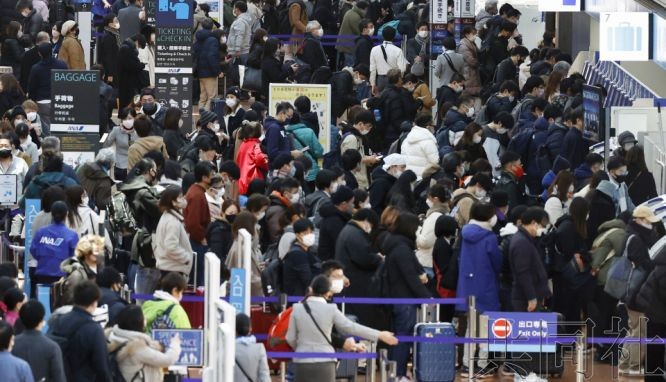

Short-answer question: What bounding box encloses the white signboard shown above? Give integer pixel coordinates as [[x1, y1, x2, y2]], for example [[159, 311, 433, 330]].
[[432, 0, 448, 23], [454, 0, 474, 18], [599, 12, 650, 61], [655, 15, 666, 70], [538, 0, 581, 12], [0, 175, 17, 205]]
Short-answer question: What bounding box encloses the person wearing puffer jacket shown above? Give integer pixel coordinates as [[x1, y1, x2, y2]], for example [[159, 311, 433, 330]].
[[401, 113, 439, 179], [415, 184, 449, 282], [154, 187, 193, 278], [107, 305, 181, 382]]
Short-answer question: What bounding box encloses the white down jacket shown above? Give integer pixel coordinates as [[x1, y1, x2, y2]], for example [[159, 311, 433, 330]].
[[401, 125, 439, 179]]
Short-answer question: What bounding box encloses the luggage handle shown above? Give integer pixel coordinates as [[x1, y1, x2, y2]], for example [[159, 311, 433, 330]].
[[419, 303, 440, 323]]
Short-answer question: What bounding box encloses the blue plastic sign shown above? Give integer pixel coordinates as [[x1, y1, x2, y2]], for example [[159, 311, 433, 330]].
[[599, 12, 651, 61], [152, 329, 204, 366], [24, 199, 41, 297], [230, 268, 247, 314], [486, 312, 558, 353]]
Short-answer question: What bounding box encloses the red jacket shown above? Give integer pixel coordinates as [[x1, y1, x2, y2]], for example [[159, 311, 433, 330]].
[[184, 183, 210, 243], [236, 138, 268, 195]]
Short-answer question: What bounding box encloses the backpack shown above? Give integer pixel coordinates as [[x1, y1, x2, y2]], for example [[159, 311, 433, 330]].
[[507, 127, 535, 166], [107, 191, 137, 236], [474, 105, 489, 126], [109, 343, 145, 382], [535, 143, 554, 181], [377, 20, 402, 40], [151, 303, 177, 331], [266, 306, 294, 359], [539, 222, 562, 276], [260, 244, 285, 310], [448, 192, 474, 219], [433, 246, 458, 298], [322, 131, 352, 169], [132, 228, 155, 267], [277, 0, 305, 34], [511, 97, 533, 123], [387, 131, 409, 155]]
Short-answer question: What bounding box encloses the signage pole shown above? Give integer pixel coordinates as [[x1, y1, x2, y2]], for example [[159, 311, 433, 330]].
[[468, 295, 476, 382]]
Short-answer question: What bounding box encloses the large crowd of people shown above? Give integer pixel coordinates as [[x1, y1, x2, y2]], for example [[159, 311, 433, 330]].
[[0, 0, 664, 381]]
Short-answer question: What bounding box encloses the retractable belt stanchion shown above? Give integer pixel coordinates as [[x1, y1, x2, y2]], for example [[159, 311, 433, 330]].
[[468, 295, 476, 382], [576, 327, 587, 382]]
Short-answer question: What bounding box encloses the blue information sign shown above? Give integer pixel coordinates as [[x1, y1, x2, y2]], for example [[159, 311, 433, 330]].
[[24, 199, 41, 297], [486, 312, 558, 353], [230, 268, 247, 313], [152, 329, 204, 366]]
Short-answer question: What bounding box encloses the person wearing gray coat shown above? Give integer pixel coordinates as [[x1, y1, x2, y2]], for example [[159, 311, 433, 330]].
[[234, 313, 271, 382], [286, 275, 398, 382]]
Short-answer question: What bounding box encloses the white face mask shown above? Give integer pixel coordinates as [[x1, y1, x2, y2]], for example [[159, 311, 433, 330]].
[[225, 98, 237, 108], [262, 36, 268, 42], [176, 198, 188, 210], [466, 107, 475, 118], [82, 196, 89, 206], [508, 96, 515, 102], [497, 128, 508, 134], [362, 202, 371, 209], [624, 143, 635, 151], [537, 88, 545, 97], [330, 182, 339, 193], [289, 193, 300, 204], [212, 123, 221, 132], [221, 36, 227, 44], [330, 278, 344, 294], [256, 211, 266, 221], [473, 135, 482, 144], [536, 226, 547, 237], [122, 119, 134, 129], [178, 119, 184, 128], [368, 28, 375, 35], [26, 112, 37, 122], [638, 221, 653, 230], [217, 187, 225, 199], [302, 232, 316, 247], [489, 215, 498, 227], [426, 199, 434, 208], [475, 189, 486, 199], [417, 30, 429, 38], [392, 170, 403, 179], [360, 127, 370, 135]]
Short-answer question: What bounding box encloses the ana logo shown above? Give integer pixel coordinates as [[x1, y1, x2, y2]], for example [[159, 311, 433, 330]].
[[39, 237, 64, 246], [68, 125, 85, 131]]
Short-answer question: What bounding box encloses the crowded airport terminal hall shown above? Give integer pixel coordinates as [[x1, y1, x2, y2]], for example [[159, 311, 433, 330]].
[[1, 0, 666, 381]]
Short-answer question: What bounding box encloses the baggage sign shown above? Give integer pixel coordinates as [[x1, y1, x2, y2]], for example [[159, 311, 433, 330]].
[[486, 312, 558, 353], [152, 329, 204, 366]]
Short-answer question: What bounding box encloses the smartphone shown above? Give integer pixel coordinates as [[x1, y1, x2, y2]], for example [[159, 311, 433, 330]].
[[300, 146, 310, 152]]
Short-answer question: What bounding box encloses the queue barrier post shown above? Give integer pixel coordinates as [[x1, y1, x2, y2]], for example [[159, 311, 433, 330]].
[[467, 295, 476, 382], [366, 341, 376, 382], [576, 327, 587, 382], [280, 361, 286, 382]]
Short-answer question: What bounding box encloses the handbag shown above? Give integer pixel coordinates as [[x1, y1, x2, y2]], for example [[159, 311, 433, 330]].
[[604, 235, 648, 302], [241, 65, 262, 92]]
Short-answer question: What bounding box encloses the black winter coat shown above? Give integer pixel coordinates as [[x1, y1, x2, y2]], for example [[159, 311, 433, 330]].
[[19, 46, 40, 92], [261, 56, 290, 98], [207, 218, 234, 263], [354, 35, 373, 67], [163, 129, 187, 160], [98, 28, 120, 80], [117, 39, 146, 108], [318, 203, 351, 261], [367, 84, 417, 143], [586, 190, 616, 247], [495, 170, 527, 210], [509, 227, 551, 303], [626, 221, 658, 311], [495, 58, 517, 86], [384, 233, 431, 298], [300, 34, 328, 69], [0, 89, 25, 118], [545, 122, 569, 162], [282, 243, 321, 297], [486, 94, 514, 123], [335, 221, 383, 326], [561, 127, 589, 169], [635, 247, 666, 323], [330, 70, 358, 119], [369, 166, 396, 214], [0, 38, 23, 76], [627, 165, 658, 206]]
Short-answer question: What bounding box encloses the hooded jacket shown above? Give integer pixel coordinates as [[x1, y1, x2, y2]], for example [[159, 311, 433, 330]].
[[416, 204, 449, 268], [384, 233, 431, 299], [106, 325, 181, 382], [127, 136, 169, 170], [456, 220, 502, 312], [626, 221, 658, 311], [286, 123, 324, 182], [60, 256, 96, 305], [234, 335, 271, 382], [142, 290, 192, 332], [336, 5, 365, 54], [573, 163, 594, 191], [263, 116, 291, 162], [22, 172, 79, 209], [486, 94, 514, 122], [194, 29, 222, 78], [318, 202, 352, 261], [401, 125, 439, 179], [438, 108, 470, 149], [368, 166, 396, 214]]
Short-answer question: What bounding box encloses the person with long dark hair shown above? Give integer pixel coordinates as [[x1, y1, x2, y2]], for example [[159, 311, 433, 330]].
[[104, 107, 138, 181], [386, 169, 417, 212], [154, 186, 193, 279], [0, 73, 25, 117], [0, 22, 24, 79], [625, 145, 658, 206], [162, 107, 187, 160], [260, 38, 297, 99]]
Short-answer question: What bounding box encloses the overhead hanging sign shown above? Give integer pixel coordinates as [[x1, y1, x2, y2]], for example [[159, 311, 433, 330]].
[[654, 15, 666, 70], [50, 70, 100, 133], [453, 0, 474, 18], [599, 12, 651, 61], [156, 0, 194, 69], [538, 0, 581, 12], [432, 0, 448, 24]]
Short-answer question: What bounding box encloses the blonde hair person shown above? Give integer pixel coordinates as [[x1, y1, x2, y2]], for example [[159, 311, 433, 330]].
[[60, 235, 105, 305]]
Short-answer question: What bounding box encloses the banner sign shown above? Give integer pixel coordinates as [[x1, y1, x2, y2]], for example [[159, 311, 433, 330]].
[[156, 0, 194, 69], [269, 84, 332, 152], [432, 0, 448, 24], [155, 72, 193, 132], [145, 0, 156, 26], [25, 199, 41, 298], [583, 85, 603, 140], [50, 70, 100, 133], [486, 312, 558, 353], [229, 268, 247, 314], [538, 0, 582, 12], [454, 0, 474, 18], [152, 329, 204, 366], [599, 12, 651, 61]]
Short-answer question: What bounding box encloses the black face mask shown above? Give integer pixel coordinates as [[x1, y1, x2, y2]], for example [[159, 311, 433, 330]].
[[614, 174, 627, 184], [0, 149, 11, 158], [143, 102, 157, 115], [226, 214, 237, 224]]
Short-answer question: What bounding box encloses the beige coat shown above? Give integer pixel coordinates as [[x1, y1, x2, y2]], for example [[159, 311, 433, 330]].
[[127, 136, 169, 169], [59, 36, 86, 70], [154, 210, 193, 275], [225, 235, 264, 297], [458, 37, 482, 96], [107, 326, 181, 382]]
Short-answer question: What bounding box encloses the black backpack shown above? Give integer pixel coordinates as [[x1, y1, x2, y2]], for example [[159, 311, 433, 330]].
[[278, 0, 305, 34], [151, 303, 177, 331], [507, 127, 535, 166], [261, 243, 285, 311]]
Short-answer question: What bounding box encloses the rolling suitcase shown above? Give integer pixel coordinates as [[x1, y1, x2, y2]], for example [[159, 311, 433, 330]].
[[335, 314, 360, 381], [414, 322, 456, 382]]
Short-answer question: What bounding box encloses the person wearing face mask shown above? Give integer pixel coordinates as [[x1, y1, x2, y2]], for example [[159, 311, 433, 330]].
[[437, 96, 475, 152], [482, 112, 513, 176], [300, 21, 328, 69], [509, 206, 551, 313], [511, 97, 548, 137], [265, 177, 302, 244], [341, 110, 380, 190], [142, 272, 192, 331], [335, 1, 368, 68], [0, 134, 28, 207], [551, 197, 595, 326], [154, 186, 194, 279], [612, 131, 638, 160], [455, 202, 501, 377], [237, 120, 269, 195], [16, 0, 44, 39], [543, 170, 575, 226], [60, 235, 106, 305], [193, 18, 222, 111], [207, 200, 240, 263], [77, 148, 116, 211], [57, 20, 85, 70], [354, 19, 374, 67], [368, 153, 406, 214], [403, 73, 435, 115], [221, 87, 246, 162], [138, 88, 166, 134], [286, 274, 398, 382], [561, 109, 593, 170], [0, 22, 25, 79], [227, 1, 253, 57], [183, 162, 216, 286], [318, 186, 355, 261], [264, 101, 303, 163], [96, 267, 130, 326], [494, 45, 529, 89], [495, 151, 527, 210], [530, 48, 560, 77], [606, 155, 635, 216], [204, 175, 226, 221], [456, 26, 481, 96], [304, 169, 336, 221], [451, 172, 493, 228], [510, 76, 545, 123], [434, 73, 466, 126], [625, 145, 658, 206], [406, 21, 431, 69], [415, 184, 450, 283], [285, 105, 324, 187], [103, 107, 138, 181], [98, 14, 121, 86], [485, 79, 520, 123], [282, 218, 320, 298], [433, 37, 463, 91], [455, 122, 487, 164], [15, 123, 38, 164]]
